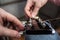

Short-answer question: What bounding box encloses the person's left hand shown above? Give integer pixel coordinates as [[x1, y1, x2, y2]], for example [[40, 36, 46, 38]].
[[0, 8, 24, 38]]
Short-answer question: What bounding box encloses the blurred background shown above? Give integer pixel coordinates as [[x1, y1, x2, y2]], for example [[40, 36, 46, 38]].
[[0, 0, 26, 18]]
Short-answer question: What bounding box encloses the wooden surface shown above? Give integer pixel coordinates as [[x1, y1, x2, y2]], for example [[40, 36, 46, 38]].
[[11, 35, 25, 40]]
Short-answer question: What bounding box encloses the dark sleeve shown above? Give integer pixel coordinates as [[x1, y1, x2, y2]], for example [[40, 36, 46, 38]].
[[49, 0, 60, 6]]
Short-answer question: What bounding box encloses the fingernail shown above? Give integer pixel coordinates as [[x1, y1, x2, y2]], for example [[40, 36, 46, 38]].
[[19, 31, 23, 35], [32, 15, 39, 19], [16, 31, 24, 38], [16, 33, 21, 38], [32, 15, 35, 18]]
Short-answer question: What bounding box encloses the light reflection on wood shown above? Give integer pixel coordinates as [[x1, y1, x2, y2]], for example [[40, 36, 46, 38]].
[[11, 35, 25, 40]]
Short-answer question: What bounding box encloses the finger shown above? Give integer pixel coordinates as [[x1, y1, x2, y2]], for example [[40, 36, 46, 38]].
[[25, 0, 33, 18], [6, 13, 24, 30], [32, 0, 48, 17], [0, 17, 3, 25], [32, 6, 40, 18], [0, 8, 24, 30], [0, 25, 21, 38]]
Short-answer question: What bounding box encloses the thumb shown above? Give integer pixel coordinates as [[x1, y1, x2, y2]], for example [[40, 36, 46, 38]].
[[32, 6, 40, 17], [0, 25, 21, 38]]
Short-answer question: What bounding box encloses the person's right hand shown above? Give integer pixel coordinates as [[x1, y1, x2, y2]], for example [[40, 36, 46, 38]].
[[0, 8, 24, 38], [25, 0, 48, 18]]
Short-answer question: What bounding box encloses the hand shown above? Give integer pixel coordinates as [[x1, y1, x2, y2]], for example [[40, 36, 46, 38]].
[[25, 0, 48, 18], [0, 8, 24, 38]]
